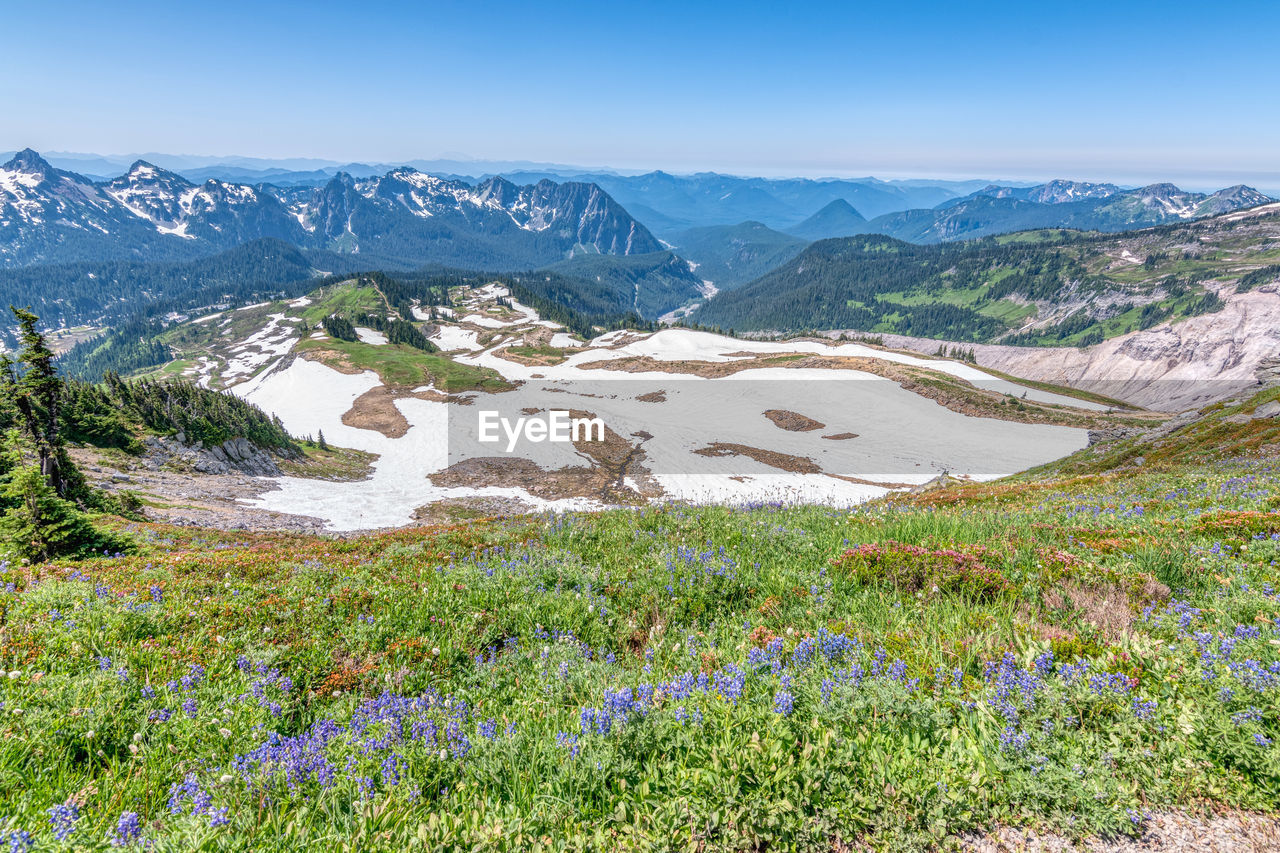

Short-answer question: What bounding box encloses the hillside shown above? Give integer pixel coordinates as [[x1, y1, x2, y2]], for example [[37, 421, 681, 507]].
[[670, 221, 808, 290], [0, 239, 361, 331], [694, 204, 1280, 346], [1, 383, 1277, 848], [540, 250, 706, 318]]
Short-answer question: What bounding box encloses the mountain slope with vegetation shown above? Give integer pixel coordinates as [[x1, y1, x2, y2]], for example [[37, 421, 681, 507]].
[[671, 221, 809, 290], [694, 204, 1280, 343], [785, 199, 868, 241], [861, 183, 1274, 244], [0, 383, 1276, 848], [541, 250, 706, 318], [0, 238, 364, 332]]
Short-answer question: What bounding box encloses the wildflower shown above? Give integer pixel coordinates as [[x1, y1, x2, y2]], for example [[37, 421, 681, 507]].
[[0, 828, 32, 852], [998, 724, 1031, 755], [111, 811, 142, 846], [555, 731, 580, 758], [478, 719, 497, 740], [48, 800, 79, 841], [207, 807, 229, 828], [772, 689, 795, 716], [380, 754, 403, 786]]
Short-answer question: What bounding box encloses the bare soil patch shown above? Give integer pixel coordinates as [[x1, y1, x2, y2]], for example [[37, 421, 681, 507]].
[[342, 386, 410, 438], [693, 442, 821, 474], [428, 409, 661, 503], [764, 409, 825, 431], [300, 348, 364, 375], [823, 432, 859, 440]]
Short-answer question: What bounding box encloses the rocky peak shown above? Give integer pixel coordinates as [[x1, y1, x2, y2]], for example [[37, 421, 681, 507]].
[[4, 147, 56, 178]]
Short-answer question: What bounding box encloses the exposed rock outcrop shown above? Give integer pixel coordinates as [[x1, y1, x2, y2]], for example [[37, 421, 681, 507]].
[[867, 284, 1280, 412], [142, 435, 284, 477]]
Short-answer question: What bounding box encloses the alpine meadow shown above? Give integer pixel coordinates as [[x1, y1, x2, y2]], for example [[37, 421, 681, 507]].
[[2, 1, 1280, 850]]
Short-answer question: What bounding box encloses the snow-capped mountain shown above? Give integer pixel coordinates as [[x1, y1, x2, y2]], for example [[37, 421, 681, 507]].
[[971, 180, 1122, 205], [0, 149, 663, 269], [0, 149, 198, 266]]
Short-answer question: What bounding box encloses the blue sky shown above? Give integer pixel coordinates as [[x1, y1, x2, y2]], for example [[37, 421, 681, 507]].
[[4, 0, 1278, 186]]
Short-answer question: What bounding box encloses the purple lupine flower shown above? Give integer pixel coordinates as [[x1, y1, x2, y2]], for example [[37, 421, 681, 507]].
[[111, 811, 142, 846], [48, 799, 79, 841], [1, 828, 32, 852]]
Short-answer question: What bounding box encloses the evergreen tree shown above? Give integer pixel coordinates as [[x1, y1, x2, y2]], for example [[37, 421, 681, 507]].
[[4, 308, 75, 497]]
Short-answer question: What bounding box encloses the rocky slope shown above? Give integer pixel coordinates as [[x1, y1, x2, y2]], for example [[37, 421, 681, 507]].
[[851, 279, 1280, 412]]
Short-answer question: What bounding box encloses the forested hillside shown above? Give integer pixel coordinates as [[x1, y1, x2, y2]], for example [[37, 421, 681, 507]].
[[672, 222, 808, 290], [542, 250, 704, 318], [62, 374, 297, 454], [694, 207, 1280, 343], [0, 239, 362, 328]]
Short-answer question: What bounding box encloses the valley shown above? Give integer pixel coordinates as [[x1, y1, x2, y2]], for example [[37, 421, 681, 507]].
[[74, 278, 1153, 533]]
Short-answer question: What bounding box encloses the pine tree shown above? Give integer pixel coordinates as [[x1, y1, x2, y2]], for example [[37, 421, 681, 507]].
[[0, 433, 120, 561], [318, 429, 328, 451], [4, 308, 74, 497]]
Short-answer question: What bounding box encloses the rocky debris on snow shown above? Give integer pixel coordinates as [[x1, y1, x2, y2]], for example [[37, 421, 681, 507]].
[[910, 472, 969, 493], [1087, 426, 1147, 445]]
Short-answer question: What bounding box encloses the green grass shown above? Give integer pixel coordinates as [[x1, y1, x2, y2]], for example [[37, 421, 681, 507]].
[[503, 344, 569, 363], [0, 394, 1277, 850], [295, 337, 509, 391], [300, 285, 386, 324], [976, 298, 1038, 325]]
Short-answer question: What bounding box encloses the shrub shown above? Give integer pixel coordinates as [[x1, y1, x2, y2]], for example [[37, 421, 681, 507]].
[[830, 540, 1009, 600]]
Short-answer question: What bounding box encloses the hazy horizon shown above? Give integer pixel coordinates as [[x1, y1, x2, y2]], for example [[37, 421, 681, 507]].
[[5, 147, 1277, 195]]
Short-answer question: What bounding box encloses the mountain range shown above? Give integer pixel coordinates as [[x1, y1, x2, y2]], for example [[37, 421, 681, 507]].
[[692, 202, 1280, 342], [858, 182, 1274, 244], [3, 147, 1277, 339], [0, 149, 662, 270]]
